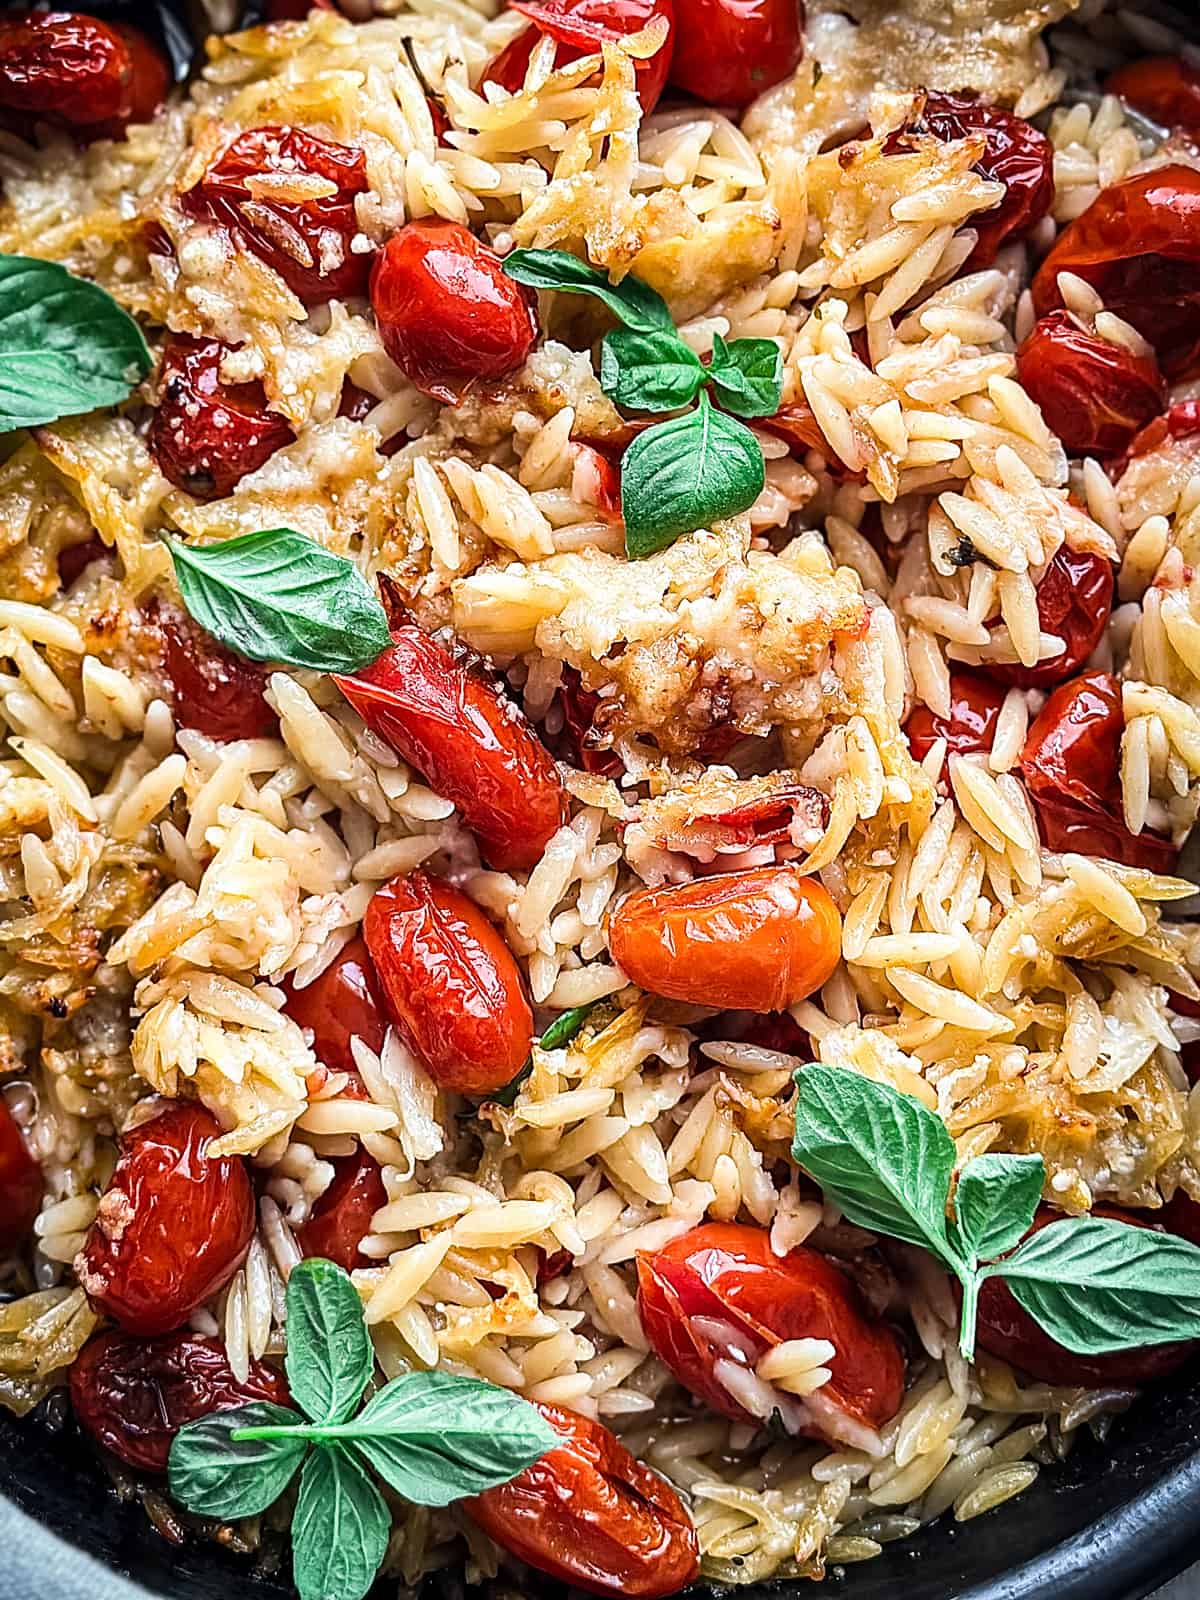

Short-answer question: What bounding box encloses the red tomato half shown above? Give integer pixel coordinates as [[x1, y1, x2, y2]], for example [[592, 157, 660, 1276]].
[[481, 0, 674, 114], [282, 936, 387, 1077], [0, 12, 168, 141], [637, 1222, 905, 1439], [1016, 310, 1166, 456], [0, 1097, 42, 1252], [1033, 165, 1200, 379], [296, 1146, 387, 1270], [1106, 56, 1200, 138], [1116, 399, 1200, 477], [984, 545, 1113, 689], [905, 672, 1006, 764], [152, 600, 278, 743], [667, 0, 803, 109]]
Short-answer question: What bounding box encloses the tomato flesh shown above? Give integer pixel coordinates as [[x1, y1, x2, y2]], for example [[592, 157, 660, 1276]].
[[464, 1402, 699, 1599], [983, 545, 1113, 689], [153, 600, 278, 743], [0, 1097, 42, 1252], [283, 936, 387, 1077], [481, 0, 674, 114], [1016, 310, 1166, 456], [296, 1146, 387, 1271], [0, 12, 167, 141], [905, 672, 1006, 764]]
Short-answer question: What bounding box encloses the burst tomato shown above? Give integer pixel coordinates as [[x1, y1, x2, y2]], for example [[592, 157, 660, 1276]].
[[758, 400, 860, 478], [363, 871, 533, 1094], [0, 12, 167, 141], [667, 0, 801, 107], [76, 1102, 255, 1337], [148, 334, 295, 501], [369, 220, 539, 404], [481, 0, 673, 114], [1106, 56, 1200, 138], [1019, 670, 1176, 871], [984, 545, 1113, 689], [1016, 310, 1166, 456], [464, 1402, 699, 1599], [608, 865, 841, 1012], [153, 601, 278, 742], [558, 668, 623, 777], [283, 936, 387, 1078], [0, 1097, 42, 1252], [1116, 398, 1200, 476], [70, 1330, 289, 1473], [57, 535, 110, 589], [637, 1223, 905, 1439], [905, 672, 1006, 764], [1032, 165, 1200, 379], [335, 624, 567, 872], [182, 126, 370, 305], [296, 1146, 387, 1271]]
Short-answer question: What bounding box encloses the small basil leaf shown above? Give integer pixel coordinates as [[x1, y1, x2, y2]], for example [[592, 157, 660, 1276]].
[[706, 333, 784, 419], [286, 1258, 373, 1425], [169, 528, 392, 673], [538, 1002, 597, 1052], [989, 1217, 1200, 1355], [622, 396, 765, 558], [0, 255, 151, 433], [599, 329, 705, 412], [501, 249, 673, 334], [792, 1065, 961, 1266], [168, 1402, 307, 1519], [291, 1445, 390, 1600], [348, 1371, 558, 1505], [952, 1154, 1045, 1264]]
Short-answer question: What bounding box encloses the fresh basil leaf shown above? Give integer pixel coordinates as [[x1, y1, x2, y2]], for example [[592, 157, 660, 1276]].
[[599, 329, 705, 412], [490, 1061, 531, 1109], [347, 1371, 558, 1505], [291, 1445, 390, 1600], [0, 255, 151, 433], [538, 1002, 597, 1052], [169, 528, 392, 673], [792, 1065, 962, 1266], [622, 396, 765, 558], [285, 1258, 373, 1426], [989, 1217, 1200, 1355], [501, 249, 673, 334], [168, 1402, 307, 1520], [705, 333, 784, 419], [952, 1154, 1045, 1264]]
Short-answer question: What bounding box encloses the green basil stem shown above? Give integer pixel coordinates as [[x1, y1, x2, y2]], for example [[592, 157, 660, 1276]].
[[958, 1273, 980, 1364]]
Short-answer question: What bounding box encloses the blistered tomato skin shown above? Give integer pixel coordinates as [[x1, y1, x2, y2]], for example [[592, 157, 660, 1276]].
[[335, 625, 567, 872], [0, 13, 167, 140], [363, 871, 533, 1094], [1032, 165, 1200, 379], [183, 126, 370, 306], [296, 1146, 387, 1271], [1106, 56, 1200, 137], [668, 0, 803, 109], [984, 545, 1113, 689], [283, 936, 387, 1077], [637, 1223, 906, 1437], [369, 221, 539, 404], [464, 1402, 699, 1599], [905, 672, 1006, 764], [148, 335, 295, 502], [0, 1097, 43, 1252], [76, 1102, 255, 1337], [608, 865, 842, 1013], [155, 603, 278, 743], [70, 1331, 289, 1473], [481, 0, 673, 114], [1019, 670, 1176, 872], [1016, 311, 1166, 456]]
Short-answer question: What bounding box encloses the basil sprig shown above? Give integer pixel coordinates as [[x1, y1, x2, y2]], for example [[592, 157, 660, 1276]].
[[503, 248, 782, 558], [792, 1066, 1200, 1361], [0, 255, 151, 432], [169, 1259, 557, 1600], [168, 528, 392, 674]]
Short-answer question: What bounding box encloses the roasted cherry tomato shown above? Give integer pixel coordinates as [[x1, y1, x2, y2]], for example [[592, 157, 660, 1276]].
[[148, 334, 295, 501], [296, 1145, 386, 1271], [558, 669, 623, 777], [608, 865, 842, 1012], [182, 126, 370, 306], [335, 624, 567, 873], [76, 1102, 255, 1337], [369, 220, 539, 404], [666, 0, 800, 107], [0, 12, 167, 141], [1116, 398, 1200, 477], [637, 1223, 905, 1438], [0, 1096, 42, 1252], [363, 871, 533, 1094], [758, 400, 860, 479], [1032, 165, 1200, 379], [153, 601, 277, 742], [283, 937, 387, 1078], [984, 545, 1113, 689], [1016, 310, 1166, 456], [571, 443, 622, 522], [905, 672, 1006, 764], [481, 0, 673, 113], [57, 534, 110, 589], [464, 1402, 699, 1599], [1106, 56, 1200, 137], [976, 1206, 1197, 1385], [890, 92, 1053, 269], [656, 784, 829, 857], [696, 1007, 812, 1057], [1019, 670, 1176, 872], [70, 1330, 289, 1473]]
